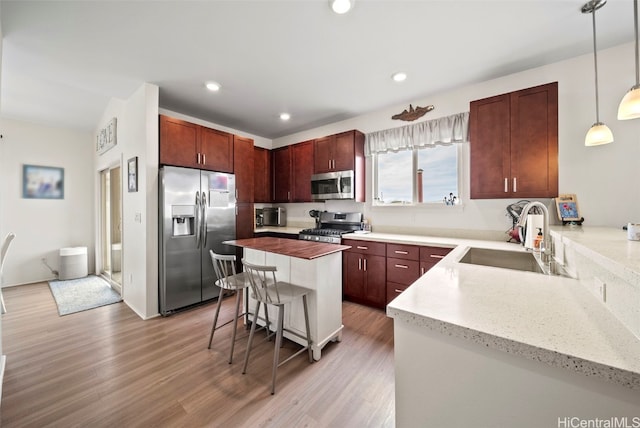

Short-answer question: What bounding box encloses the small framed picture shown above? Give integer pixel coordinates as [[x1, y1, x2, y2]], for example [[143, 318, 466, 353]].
[[555, 194, 580, 221], [127, 156, 138, 192]]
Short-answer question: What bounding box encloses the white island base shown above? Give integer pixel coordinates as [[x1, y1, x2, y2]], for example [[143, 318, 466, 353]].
[[394, 321, 640, 428], [242, 248, 343, 361]]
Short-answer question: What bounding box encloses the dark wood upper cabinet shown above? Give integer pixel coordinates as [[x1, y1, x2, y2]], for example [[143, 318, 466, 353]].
[[314, 130, 363, 174], [291, 141, 314, 202], [272, 146, 291, 202], [159, 114, 234, 173], [200, 127, 233, 173], [470, 82, 558, 199], [233, 136, 254, 203], [159, 115, 200, 168], [253, 146, 272, 203]]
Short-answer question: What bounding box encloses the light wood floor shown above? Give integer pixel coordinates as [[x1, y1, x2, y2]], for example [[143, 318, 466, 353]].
[[1, 283, 395, 427]]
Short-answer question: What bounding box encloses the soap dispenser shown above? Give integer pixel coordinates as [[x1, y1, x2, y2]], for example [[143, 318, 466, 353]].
[[533, 228, 543, 251]]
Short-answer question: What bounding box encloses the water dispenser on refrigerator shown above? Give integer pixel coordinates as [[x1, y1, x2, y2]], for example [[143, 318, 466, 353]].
[[171, 205, 195, 236]]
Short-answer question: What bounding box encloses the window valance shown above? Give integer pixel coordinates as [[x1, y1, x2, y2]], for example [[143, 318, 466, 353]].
[[365, 111, 469, 156]]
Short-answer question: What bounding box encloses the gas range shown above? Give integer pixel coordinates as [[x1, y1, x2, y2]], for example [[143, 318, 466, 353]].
[[298, 211, 362, 244]]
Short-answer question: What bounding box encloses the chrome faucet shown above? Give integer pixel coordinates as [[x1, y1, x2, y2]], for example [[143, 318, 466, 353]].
[[516, 201, 552, 261]]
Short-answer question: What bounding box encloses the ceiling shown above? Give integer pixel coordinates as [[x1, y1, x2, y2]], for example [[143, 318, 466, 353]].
[[0, 0, 635, 140]]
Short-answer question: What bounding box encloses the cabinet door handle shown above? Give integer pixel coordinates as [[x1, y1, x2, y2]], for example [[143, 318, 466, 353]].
[[394, 289, 404, 293], [421, 267, 425, 275], [363, 259, 367, 271], [197, 153, 201, 164], [513, 177, 517, 193], [287, 191, 291, 201], [429, 254, 445, 259], [356, 246, 368, 250], [358, 258, 362, 270], [235, 189, 238, 199], [332, 159, 336, 169], [328, 160, 331, 170], [504, 178, 508, 193], [394, 264, 409, 269], [202, 154, 206, 165], [394, 250, 409, 255]]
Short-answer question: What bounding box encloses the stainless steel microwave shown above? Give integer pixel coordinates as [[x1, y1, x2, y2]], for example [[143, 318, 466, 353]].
[[311, 170, 354, 201]]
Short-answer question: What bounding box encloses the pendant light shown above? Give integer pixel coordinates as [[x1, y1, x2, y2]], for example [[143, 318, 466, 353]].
[[618, 0, 640, 120], [582, 0, 614, 146]]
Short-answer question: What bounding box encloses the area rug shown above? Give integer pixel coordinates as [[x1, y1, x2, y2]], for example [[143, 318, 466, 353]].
[[48, 275, 122, 316]]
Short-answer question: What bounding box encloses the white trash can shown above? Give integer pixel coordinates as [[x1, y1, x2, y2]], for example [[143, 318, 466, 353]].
[[59, 247, 88, 280]]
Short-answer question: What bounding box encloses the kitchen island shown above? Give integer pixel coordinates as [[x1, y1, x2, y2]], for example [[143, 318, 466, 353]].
[[347, 229, 640, 428], [224, 237, 350, 360]]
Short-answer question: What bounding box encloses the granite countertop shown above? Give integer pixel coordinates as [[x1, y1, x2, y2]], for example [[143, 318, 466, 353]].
[[347, 229, 640, 390], [224, 236, 350, 260], [551, 225, 640, 287]]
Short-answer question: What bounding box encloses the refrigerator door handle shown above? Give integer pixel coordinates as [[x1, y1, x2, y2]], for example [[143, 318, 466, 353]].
[[195, 191, 201, 248], [201, 191, 208, 248]]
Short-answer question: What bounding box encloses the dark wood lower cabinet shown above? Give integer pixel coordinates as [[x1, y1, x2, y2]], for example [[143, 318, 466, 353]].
[[343, 239, 453, 309], [343, 252, 386, 309], [342, 239, 387, 309]]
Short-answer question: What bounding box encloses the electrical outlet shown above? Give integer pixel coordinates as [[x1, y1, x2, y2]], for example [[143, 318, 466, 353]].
[[595, 277, 607, 302], [135, 213, 142, 223]]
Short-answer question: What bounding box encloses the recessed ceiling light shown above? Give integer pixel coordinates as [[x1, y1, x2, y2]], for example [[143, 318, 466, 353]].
[[392, 72, 407, 82], [205, 81, 221, 92], [280, 113, 291, 121], [330, 0, 353, 14]]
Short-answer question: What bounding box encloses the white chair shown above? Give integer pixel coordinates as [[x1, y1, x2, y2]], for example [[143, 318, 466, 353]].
[[207, 250, 251, 364], [0, 233, 16, 314], [241, 259, 313, 394]]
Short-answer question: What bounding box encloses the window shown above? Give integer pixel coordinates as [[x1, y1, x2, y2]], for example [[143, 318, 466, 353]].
[[374, 144, 459, 205], [366, 111, 468, 205]]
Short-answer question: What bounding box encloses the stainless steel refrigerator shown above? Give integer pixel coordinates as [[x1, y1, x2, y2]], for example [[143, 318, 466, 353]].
[[159, 166, 236, 315]]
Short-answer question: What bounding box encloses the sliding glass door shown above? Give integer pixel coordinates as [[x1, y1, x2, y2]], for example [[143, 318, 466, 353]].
[[99, 165, 122, 293]]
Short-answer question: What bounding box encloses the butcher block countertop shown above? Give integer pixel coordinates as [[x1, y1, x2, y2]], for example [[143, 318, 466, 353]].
[[223, 237, 350, 260]]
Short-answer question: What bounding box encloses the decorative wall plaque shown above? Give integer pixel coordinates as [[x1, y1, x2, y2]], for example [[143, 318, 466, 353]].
[[391, 104, 434, 121], [96, 117, 117, 155]]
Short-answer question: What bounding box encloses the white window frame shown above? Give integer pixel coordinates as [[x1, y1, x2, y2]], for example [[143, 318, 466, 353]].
[[372, 143, 463, 207]]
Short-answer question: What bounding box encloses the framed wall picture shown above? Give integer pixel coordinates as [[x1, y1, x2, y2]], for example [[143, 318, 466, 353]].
[[23, 164, 64, 199], [128, 156, 138, 192], [555, 194, 580, 221]]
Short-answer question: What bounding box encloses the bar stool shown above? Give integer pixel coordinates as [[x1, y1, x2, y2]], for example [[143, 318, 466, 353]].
[[0, 233, 16, 314], [241, 259, 313, 395], [208, 250, 252, 364]]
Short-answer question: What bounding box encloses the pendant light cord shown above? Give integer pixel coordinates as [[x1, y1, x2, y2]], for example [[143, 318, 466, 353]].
[[634, 0, 639, 86], [592, 5, 601, 123]]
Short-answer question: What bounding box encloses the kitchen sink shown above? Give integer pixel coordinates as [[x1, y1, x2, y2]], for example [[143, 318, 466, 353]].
[[459, 247, 571, 277]]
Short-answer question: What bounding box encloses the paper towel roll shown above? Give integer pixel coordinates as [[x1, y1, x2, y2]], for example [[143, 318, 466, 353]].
[[524, 214, 544, 249]]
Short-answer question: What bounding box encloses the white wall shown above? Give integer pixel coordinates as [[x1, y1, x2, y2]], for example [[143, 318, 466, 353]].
[[94, 83, 159, 320], [274, 42, 640, 237], [0, 118, 94, 285]]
